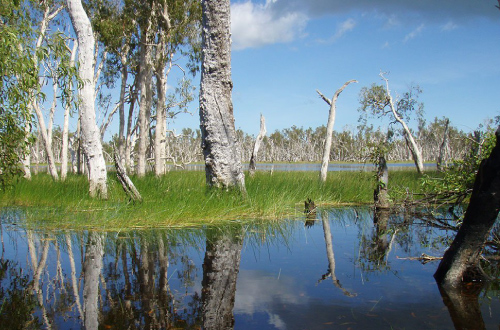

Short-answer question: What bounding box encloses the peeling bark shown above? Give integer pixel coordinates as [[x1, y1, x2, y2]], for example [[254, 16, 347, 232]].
[[199, 0, 246, 192], [202, 228, 243, 330], [67, 0, 108, 198]]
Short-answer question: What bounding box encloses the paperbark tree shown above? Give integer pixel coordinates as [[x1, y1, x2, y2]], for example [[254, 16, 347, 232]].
[[67, 0, 108, 198], [61, 40, 78, 181], [434, 127, 500, 289], [82, 232, 105, 330], [202, 228, 243, 330], [317, 80, 357, 182], [199, 0, 246, 192], [136, 7, 154, 177], [359, 72, 425, 174], [248, 114, 266, 176]]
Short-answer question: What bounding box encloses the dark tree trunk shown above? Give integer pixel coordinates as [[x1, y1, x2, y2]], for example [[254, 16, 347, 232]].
[[438, 284, 486, 330], [202, 228, 243, 330], [374, 154, 389, 209], [434, 127, 500, 289]]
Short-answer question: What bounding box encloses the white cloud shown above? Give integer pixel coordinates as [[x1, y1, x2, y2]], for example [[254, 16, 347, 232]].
[[403, 23, 424, 42], [317, 18, 356, 43], [441, 21, 458, 31], [333, 18, 357, 40], [231, 1, 309, 50]]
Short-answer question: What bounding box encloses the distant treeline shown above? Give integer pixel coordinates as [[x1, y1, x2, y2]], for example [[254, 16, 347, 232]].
[[30, 117, 489, 171]]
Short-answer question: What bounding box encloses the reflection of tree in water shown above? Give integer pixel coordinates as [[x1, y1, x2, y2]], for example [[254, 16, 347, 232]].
[[0, 259, 42, 329], [317, 211, 356, 297], [202, 226, 244, 330], [98, 231, 204, 329], [358, 209, 398, 273]]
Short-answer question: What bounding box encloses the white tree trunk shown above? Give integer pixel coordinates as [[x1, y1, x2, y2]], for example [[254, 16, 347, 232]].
[[381, 73, 424, 174], [67, 0, 108, 198], [154, 6, 171, 176], [317, 80, 357, 182], [23, 4, 63, 179], [437, 118, 450, 172], [199, 0, 246, 192], [137, 10, 154, 177], [32, 101, 59, 179], [248, 114, 266, 176], [82, 232, 104, 330], [117, 45, 129, 168], [61, 40, 78, 181]]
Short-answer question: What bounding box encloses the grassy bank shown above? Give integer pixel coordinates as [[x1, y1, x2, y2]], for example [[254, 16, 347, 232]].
[[0, 170, 425, 230]]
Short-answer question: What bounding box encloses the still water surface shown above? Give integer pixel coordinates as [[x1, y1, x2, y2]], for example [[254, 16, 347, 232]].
[[0, 207, 498, 329]]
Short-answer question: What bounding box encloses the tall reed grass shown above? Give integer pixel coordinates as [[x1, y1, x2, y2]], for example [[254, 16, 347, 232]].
[[0, 170, 428, 230]]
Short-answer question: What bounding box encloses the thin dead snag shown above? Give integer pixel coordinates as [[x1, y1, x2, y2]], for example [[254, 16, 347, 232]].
[[434, 126, 500, 289], [248, 114, 266, 177], [317, 80, 357, 183]]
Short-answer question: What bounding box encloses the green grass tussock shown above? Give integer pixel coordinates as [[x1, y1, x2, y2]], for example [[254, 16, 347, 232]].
[[0, 170, 427, 230]]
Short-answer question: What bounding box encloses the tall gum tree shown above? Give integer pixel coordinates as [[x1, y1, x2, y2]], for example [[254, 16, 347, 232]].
[[199, 0, 246, 192], [67, 0, 108, 198]]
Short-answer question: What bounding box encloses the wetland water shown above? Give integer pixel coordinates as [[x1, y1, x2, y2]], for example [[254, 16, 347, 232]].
[[0, 207, 499, 329]]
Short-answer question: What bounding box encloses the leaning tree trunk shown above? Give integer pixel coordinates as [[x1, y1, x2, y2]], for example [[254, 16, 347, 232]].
[[317, 80, 357, 183], [199, 0, 246, 193], [381, 73, 424, 174], [248, 114, 266, 177], [434, 126, 500, 289], [67, 0, 108, 198]]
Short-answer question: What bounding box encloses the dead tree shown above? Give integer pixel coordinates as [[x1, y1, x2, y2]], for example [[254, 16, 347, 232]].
[[114, 151, 142, 203], [434, 126, 500, 289], [317, 80, 357, 182], [374, 154, 389, 209], [437, 118, 450, 172], [248, 114, 266, 177]]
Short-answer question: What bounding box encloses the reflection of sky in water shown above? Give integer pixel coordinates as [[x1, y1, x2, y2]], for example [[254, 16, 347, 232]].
[[1, 207, 499, 329]]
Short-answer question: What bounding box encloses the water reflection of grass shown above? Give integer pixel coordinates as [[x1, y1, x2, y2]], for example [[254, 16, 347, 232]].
[[0, 170, 426, 229]]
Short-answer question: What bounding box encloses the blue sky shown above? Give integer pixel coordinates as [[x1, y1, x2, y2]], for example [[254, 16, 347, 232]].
[[168, 0, 500, 137]]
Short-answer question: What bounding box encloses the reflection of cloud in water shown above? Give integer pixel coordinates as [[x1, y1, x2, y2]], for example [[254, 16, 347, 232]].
[[267, 312, 286, 330], [235, 269, 308, 329]]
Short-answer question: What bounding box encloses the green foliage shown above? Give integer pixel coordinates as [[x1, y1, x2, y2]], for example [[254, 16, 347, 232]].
[[0, 0, 37, 189], [358, 82, 424, 134], [0, 260, 42, 329], [421, 128, 496, 205]]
